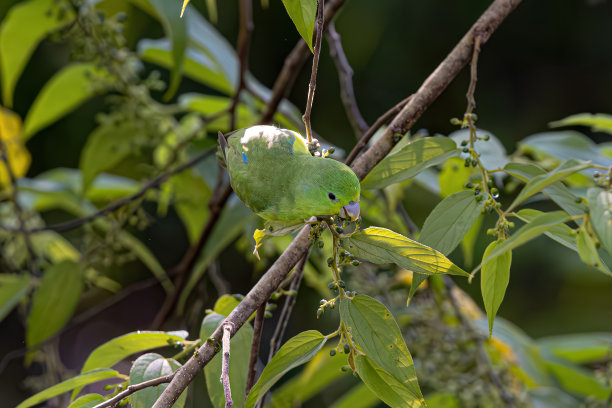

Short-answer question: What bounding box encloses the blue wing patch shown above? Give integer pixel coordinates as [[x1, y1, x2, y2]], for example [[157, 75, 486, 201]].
[[242, 152, 248, 164]]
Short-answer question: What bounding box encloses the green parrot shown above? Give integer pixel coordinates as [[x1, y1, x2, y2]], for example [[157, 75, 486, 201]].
[[219, 125, 360, 222]]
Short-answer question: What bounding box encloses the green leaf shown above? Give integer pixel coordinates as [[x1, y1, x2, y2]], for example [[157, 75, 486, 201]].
[[519, 131, 612, 167], [419, 190, 486, 256], [179, 93, 257, 132], [484, 211, 569, 262], [0, 0, 74, 107], [438, 157, 474, 198], [449, 128, 508, 170], [200, 313, 253, 408], [129, 353, 186, 408], [504, 162, 587, 217], [575, 227, 610, 277], [527, 388, 581, 408], [342, 227, 469, 277], [143, 0, 187, 99], [550, 113, 612, 135], [362, 137, 458, 189], [508, 159, 592, 211], [425, 392, 459, 408], [24, 63, 109, 138], [340, 295, 425, 405], [271, 345, 348, 407], [79, 123, 138, 191], [329, 384, 379, 408], [544, 357, 610, 400], [480, 240, 512, 336], [0, 273, 31, 323], [172, 171, 211, 244], [281, 0, 317, 52], [461, 214, 482, 268], [406, 272, 427, 306], [354, 355, 426, 408], [213, 295, 240, 316], [26, 260, 83, 347], [245, 330, 327, 408], [80, 331, 189, 373], [16, 368, 120, 408], [68, 394, 105, 408], [515, 209, 577, 251], [538, 333, 612, 364], [587, 187, 612, 257]]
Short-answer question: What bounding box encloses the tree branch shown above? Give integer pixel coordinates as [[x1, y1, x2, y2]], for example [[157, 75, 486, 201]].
[[302, 0, 325, 144], [245, 303, 266, 398], [326, 22, 368, 138], [228, 0, 254, 130], [152, 1, 522, 406], [221, 323, 234, 408], [93, 373, 174, 408]]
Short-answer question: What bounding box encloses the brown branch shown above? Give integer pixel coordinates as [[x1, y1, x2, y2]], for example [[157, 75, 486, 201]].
[[152, 1, 522, 406], [344, 95, 412, 166], [302, 0, 325, 144], [0, 148, 217, 234], [466, 34, 483, 115], [268, 252, 308, 361], [245, 304, 266, 398], [326, 22, 368, 138], [258, 0, 347, 124], [93, 373, 174, 408], [228, 0, 254, 130], [221, 323, 234, 408]]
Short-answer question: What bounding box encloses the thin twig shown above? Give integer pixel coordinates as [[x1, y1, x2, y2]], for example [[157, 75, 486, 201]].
[[228, 0, 254, 130], [466, 34, 483, 115], [259, 0, 347, 124], [245, 303, 266, 398], [268, 252, 308, 361], [443, 276, 514, 407], [0, 148, 216, 233], [326, 22, 368, 138], [152, 2, 522, 406], [344, 95, 412, 166], [221, 323, 234, 408], [302, 0, 325, 144], [93, 373, 175, 408]]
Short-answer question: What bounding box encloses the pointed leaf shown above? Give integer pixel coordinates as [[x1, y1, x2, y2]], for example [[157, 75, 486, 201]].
[[419, 190, 486, 256], [406, 272, 427, 306], [538, 333, 612, 364], [129, 353, 186, 408], [508, 159, 592, 211], [480, 240, 512, 336], [577, 228, 603, 269], [340, 295, 424, 404], [544, 358, 610, 400], [245, 330, 326, 407], [24, 63, 109, 138], [213, 295, 240, 316], [0, 273, 31, 323], [329, 383, 379, 408], [515, 209, 577, 251], [68, 394, 105, 408], [342, 227, 469, 277], [484, 211, 569, 262], [587, 187, 612, 257], [0, 0, 74, 107], [16, 368, 120, 408], [281, 0, 317, 52], [550, 113, 612, 135], [27, 260, 83, 347], [519, 131, 612, 167], [362, 137, 458, 189], [438, 157, 474, 198]]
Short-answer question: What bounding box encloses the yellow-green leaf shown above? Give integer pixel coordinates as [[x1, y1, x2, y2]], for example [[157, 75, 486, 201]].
[[438, 157, 474, 198], [281, 0, 317, 52], [576, 228, 601, 269], [0, 273, 31, 323], [0, 108, 31, 185], [129, 353, 186, 408], [550, 113, 612, 136], [480, 240, 512, 336], [587, 187, 612, 257]]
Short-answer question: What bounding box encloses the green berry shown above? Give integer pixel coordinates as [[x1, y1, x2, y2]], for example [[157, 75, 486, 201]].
[[264, 311, 273, 318], [344, 344, 350, 354], [341, 365, 349, 372], [465, 181, 473, 189], [460, 140, 468, 146], [327, 257, 333, 266], [316, 308, 324, 318], [328, 282, 336, 289], [335, 226, 344, 234], [462, 147, 470, 153], [330, 349, 336, 356], [351, 260, 360, 266]]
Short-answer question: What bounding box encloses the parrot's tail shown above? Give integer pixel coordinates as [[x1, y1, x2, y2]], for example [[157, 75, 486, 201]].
[[216, 131, 229, 169]]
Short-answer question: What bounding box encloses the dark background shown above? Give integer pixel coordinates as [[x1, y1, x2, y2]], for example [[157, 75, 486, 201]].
[[1, 0, 612, 405]]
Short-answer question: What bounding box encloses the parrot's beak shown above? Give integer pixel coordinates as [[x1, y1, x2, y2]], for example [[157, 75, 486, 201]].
[[340, 201, 360, 221]]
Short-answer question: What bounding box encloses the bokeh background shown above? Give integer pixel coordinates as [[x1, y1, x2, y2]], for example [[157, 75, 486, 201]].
[[1, 0, 612, 406]]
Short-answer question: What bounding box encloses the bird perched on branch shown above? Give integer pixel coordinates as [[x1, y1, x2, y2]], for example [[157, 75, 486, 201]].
[[218, 125, 360, 222]]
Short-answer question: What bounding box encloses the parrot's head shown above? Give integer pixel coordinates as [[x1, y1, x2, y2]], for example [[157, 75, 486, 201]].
[[297, 157, 361, 221]]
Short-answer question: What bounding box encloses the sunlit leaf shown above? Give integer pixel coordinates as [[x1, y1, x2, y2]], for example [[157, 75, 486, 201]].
[[68, 393, 105, 408], [200, 313, 252, 408], [515, 209, 577, 251], [342, 227, 469, 277], [538, 332, 612, 364], [213, 295, 240, 316], [245, 330, 326, 407], [449, 128, 508, 170], [0, 273, 31, 323], [484, 211, 569, 262], [340, 295, 425, 406], [587, 187, 612, 257], [519, 131, 611, 167], [0, 0, 74, 107], [24, 63, 109, 138], [544, 357, 610, 400], [575, 227, 610, 278], [172, 171, 211, 244], [180, 0, 190, 17], [438, 157, 474, 198], [16, 369, 120, 408], [328, 383, 379, 408], [419, 190, 485, 256], [508, 159, 592, 211], [281, 0, 317, 52], [0, 108, 31, 185], [550, 113, 612, 135], [129, 353, 186, 408], [361, 137, 458, 189], [480, 240, 511, 336], [461, 214, 482, 268], [26, 260, 83, 347]]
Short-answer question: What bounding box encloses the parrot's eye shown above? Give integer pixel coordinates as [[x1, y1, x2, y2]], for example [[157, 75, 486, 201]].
[[328, 192, 338, 202]]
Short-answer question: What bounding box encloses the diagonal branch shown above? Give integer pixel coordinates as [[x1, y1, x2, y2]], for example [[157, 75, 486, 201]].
[[302, 0, 325, 144], [326, 22, 369, 138], [152, 1, 522, 406], [93, 373, 174, 408]]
